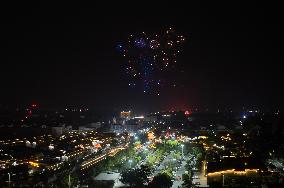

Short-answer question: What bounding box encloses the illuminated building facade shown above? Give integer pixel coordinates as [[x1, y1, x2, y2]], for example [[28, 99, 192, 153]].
[[120, 111, 131, 120]]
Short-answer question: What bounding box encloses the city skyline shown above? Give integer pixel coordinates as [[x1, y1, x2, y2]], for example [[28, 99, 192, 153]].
[[0, 2, 283, 188]]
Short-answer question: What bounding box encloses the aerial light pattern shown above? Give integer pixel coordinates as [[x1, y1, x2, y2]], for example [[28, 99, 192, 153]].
[[116, 28, 185, 95]]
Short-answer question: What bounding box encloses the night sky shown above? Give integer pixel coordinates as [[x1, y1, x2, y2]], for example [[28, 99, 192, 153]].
[[0, 2, 282, 113]]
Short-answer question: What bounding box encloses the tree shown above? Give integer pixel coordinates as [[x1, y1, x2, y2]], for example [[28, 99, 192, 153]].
[[139, 165, 152, 179], [89, 180, 114, 188], [148, 173, 173, 188], [160, 168, 173, 177], [120, 165, 152, 187], [135, 155, 142, 163], [191, 147, 203, 160], [166, 140, 179, 148], [182, 174, 193, 188], [120, 169, 141, 187], [54, 172, 79, 188], [171, 151, 181, 159], [146, 155, 157, 166]]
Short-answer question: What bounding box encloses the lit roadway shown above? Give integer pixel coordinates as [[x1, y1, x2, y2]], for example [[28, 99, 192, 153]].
[[80, 144, 128, 170], [172, 160, 187, 188], [192, 161, 209, 187], [43, 144, 128, 185]]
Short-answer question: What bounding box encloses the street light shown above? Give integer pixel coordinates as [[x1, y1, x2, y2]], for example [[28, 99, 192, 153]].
[[222, 173, 225, 186], [8, 173, 11, 188], [68, 174, 71, 188], [181, 144, 184, 157], [128, 159, 133, 169]]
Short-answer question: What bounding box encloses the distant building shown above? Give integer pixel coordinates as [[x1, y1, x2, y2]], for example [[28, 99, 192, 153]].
[[144, 114, 158, 122], [110, 123, 142, 133], [51, 124, 73, 136], [79, 122, 102, 131], [120, 111, 131, 120], [112, 117, 117, 124], [94, 171, 123, 188], [79, 127, 93, 131], [51, 126, 64, 136], [216, 125, 227, 132]]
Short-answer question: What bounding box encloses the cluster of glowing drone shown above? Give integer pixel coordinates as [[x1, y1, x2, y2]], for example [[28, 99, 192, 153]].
[[116, 28, 185, 95]]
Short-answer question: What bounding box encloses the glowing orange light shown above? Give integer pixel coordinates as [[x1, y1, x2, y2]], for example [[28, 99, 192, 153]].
[[148, 132, 155, 140], [29, 161, 39, 167]]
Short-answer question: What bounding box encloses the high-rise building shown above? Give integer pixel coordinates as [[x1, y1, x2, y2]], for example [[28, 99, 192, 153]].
[[120, 111, 131, 120]]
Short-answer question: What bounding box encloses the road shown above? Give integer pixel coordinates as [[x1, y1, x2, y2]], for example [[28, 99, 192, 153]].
[[172, 160, 187, 188], [154, 155, 170, 174], [192, 161, 209, 187], [80, 145, 127, 170]]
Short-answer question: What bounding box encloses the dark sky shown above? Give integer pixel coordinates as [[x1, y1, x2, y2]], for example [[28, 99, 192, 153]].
[[0, 2, 282, 113]]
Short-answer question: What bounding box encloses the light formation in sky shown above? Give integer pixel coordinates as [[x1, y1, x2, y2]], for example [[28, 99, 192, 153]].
[[116, 28, 186, 95]]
